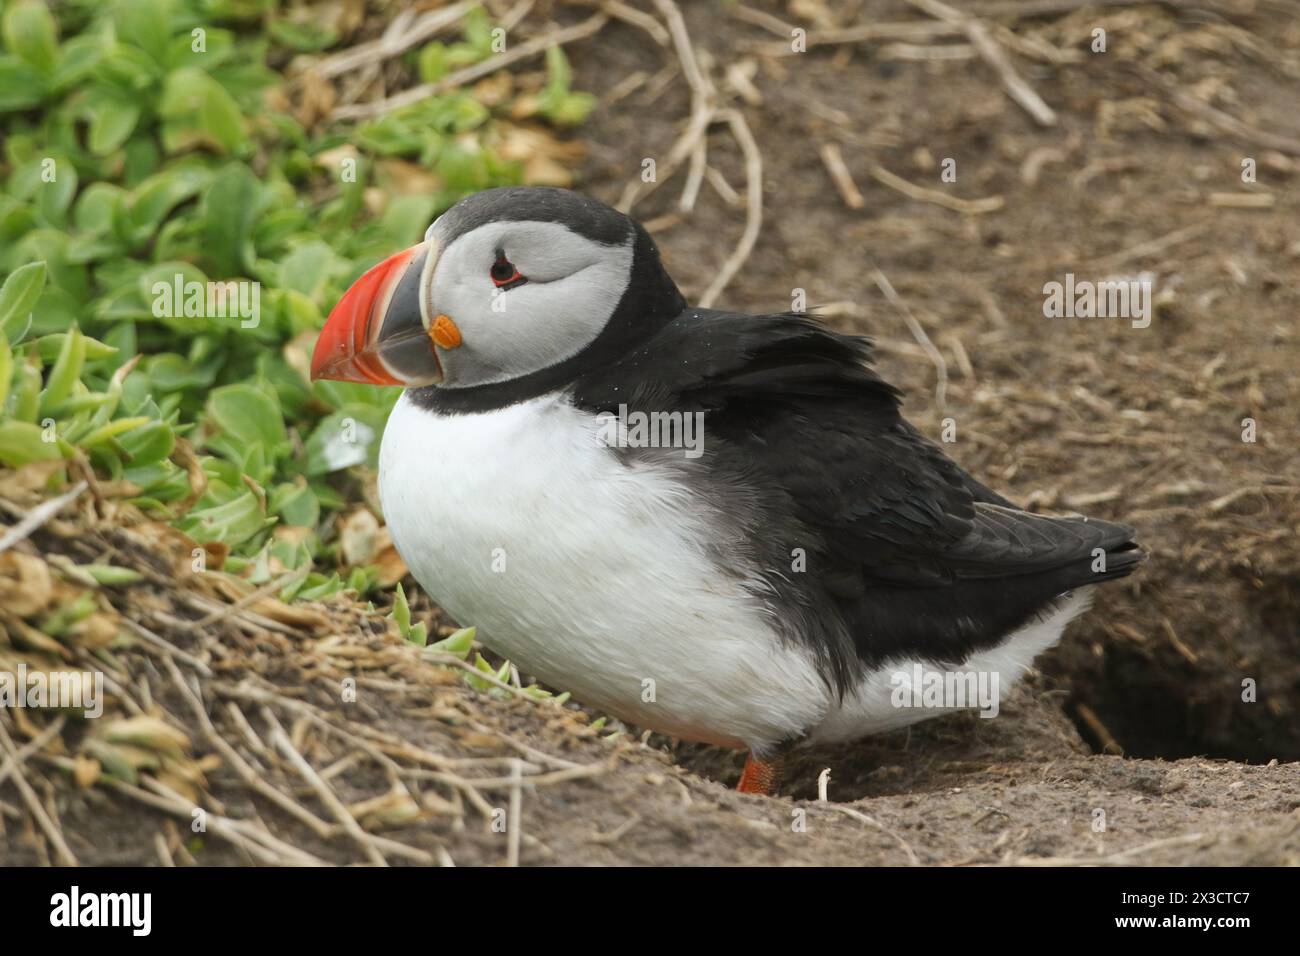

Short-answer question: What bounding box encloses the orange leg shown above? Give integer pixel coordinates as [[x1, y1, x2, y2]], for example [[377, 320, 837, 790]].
[[736, 753, 783, 795]]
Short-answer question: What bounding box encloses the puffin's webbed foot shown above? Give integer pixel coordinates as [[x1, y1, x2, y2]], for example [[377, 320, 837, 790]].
[[736, 752, 785, 795]]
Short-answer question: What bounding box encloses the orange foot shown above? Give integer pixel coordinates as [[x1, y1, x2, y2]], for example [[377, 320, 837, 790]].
[[736, 753, 783, 795]]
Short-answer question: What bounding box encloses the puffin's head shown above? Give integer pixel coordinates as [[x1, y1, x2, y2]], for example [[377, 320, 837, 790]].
[[310, 187, 683, 392]]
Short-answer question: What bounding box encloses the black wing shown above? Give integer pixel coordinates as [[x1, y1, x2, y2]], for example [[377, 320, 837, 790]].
[[573, 310, 1143, 692]]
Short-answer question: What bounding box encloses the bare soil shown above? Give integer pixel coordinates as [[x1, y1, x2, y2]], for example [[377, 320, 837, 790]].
[[3, 0, 1299, 866]]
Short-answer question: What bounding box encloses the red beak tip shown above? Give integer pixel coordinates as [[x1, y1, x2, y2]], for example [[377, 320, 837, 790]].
[[309, 334, 343, 383]]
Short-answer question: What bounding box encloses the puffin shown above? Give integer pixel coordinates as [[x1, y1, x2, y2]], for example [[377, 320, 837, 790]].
[[311, 186, 1143, 795]]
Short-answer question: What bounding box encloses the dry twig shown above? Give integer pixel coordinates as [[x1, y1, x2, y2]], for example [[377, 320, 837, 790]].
[[907, 0, 1057, 126], [333, 14, 610, 121], [0, 481, 87, 554], [820, 143, 866, 210], [872, 269, 949, 410], [0, 718, 77, 865], [867, 163, 1005, 215]]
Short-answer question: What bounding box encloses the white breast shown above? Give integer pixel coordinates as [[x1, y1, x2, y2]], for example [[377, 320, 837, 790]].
[[378, 392, 1089, 754], [378, 392, 829, 751]]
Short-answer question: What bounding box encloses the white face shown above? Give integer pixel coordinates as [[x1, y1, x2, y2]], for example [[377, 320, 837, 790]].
[[424, 218, 635, 388]]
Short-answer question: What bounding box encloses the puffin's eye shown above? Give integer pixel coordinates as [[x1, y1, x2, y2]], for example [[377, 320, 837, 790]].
[[490, 254, 525, 289]]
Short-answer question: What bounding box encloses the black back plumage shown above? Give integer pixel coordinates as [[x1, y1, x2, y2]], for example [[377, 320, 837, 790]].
[[572, 310, 1144, 696]]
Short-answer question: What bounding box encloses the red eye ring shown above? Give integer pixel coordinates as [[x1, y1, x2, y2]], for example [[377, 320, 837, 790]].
[[490, 255, 525, 288]]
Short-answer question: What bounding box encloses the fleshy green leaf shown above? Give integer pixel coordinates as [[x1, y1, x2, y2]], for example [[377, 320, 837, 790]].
[[0, 55, 46, 110], [160, 67, 245, 154], [2, 0, 59, 74], [0, 261, 47, 341], [200, 164, 259, 276], [426, 626, 476, 661], [0, 420, 65, 466], [78, 564, 145, 586], [205, 383, 287, 452], [85, 87, 142, 155], [39, 323, 86, 415]]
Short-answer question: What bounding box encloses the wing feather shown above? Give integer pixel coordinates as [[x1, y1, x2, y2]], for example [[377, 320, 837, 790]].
[[573, 310, 1144, 684]]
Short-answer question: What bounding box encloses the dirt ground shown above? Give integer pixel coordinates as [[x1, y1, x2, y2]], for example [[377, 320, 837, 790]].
[[3, 0, 1299, 866]]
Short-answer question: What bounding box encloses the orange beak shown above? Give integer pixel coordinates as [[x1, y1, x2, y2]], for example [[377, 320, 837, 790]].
[[311, 239, 450, 387]]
